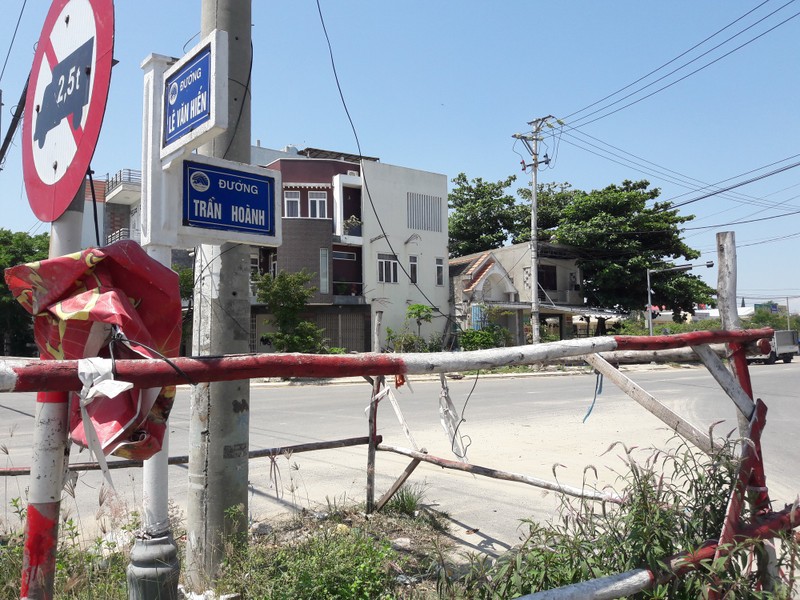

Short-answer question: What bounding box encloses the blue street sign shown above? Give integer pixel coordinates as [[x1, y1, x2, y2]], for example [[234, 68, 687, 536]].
[[163, 44, 212, 148], [183, 160, 276, 236]]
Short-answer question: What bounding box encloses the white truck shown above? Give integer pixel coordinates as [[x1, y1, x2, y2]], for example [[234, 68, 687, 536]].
[[749, 329, 798, 364]]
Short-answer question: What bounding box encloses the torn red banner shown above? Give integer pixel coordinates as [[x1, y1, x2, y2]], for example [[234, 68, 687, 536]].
[[5, 240, 182, 459]]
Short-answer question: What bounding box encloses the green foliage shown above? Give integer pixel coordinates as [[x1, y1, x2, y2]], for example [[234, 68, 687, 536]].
[[459, 325, 508, 350], [385, 483, 426, 518], [0, 229, 50, 356], [512, 181, 581, 243], [172, 264, 194, 301], [745, 307, 800, 331], [450, 175, 715, 317], [460, 438, 799, 598], [254, 269, 328, 353], [0, 497, 129, 599], [385, 304, 441, 352], [552, 180, 716, 316], [218, 526, 398, 599], [448, 172, 518, 257]]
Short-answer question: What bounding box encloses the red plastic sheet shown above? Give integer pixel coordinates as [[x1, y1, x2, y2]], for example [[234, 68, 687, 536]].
[[5, 240, 182, 459]]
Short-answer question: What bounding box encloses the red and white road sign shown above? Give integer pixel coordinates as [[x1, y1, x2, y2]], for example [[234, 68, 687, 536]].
[[22, 0, 114, 222]]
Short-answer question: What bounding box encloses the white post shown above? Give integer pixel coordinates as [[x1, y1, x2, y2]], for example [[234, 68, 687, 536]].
[[126, 53, 181, 599], [646, 269, 653, 335]]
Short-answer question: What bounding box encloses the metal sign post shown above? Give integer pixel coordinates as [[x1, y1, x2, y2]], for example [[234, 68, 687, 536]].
[[20, 1, 114, 598]]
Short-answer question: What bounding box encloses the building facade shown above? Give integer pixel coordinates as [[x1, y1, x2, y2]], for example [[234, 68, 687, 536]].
[[255, 146, 450, 352], [450, 242, 587, 344]]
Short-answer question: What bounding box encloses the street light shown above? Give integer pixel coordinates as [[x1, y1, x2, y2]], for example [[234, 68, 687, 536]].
[[646, 261, 714, 335]]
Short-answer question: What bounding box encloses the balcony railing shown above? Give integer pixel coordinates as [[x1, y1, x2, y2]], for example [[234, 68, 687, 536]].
[[333, 280, 366, 304], [106, 169, 141, 195], [106, 228, 130, 245]]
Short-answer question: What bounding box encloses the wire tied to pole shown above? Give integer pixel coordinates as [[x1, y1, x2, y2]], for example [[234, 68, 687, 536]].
[[583, 370, 604, 423]]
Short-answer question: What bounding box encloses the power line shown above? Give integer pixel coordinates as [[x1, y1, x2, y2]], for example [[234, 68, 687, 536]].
[[563, 0, 775, 122], [315, 0, 459, 335], [566, 4, 800, 130], [666, 159, 800, 210], [683, 207, 800, 230], [561, 128, 797, 211], [0, 0, 27, 84]]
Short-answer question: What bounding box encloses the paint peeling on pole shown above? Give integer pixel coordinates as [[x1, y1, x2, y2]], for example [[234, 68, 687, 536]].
[[0, 329, 775, 393]]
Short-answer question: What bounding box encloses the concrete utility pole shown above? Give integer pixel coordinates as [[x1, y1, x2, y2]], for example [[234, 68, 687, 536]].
[[186, 0, 252, 590], [513, 116, 553, 344]]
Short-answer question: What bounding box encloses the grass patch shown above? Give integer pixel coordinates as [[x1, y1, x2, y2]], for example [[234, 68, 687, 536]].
[[1, 439, 798, 598]]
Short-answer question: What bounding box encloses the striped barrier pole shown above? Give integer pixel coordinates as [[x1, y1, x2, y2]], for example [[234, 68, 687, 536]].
[[0, 329, 775, 393]]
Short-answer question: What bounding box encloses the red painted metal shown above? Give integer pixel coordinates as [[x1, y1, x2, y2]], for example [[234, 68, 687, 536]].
[[613, 328, 773, 351], [20, 502, 59, 599], [715, 400, 768, 561], [0, 329, 773, 393]]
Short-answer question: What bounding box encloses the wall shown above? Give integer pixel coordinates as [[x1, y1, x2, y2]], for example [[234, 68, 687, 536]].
[[360, 161, 449, 349]]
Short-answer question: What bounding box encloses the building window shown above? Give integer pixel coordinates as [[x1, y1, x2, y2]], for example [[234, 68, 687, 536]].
[[435, 257, 444, 286], [407, 192, 443, 232], [269, 252, 277, 278], [409, 255, 418, 284], [309, 191, 328, 219], [539, 265, 557, 290], [250, 253, 259, 297], [284, 191, 300, 218], [378, 253, 399, 284], [319, 248, 330, 294], [332, 250, 357, 261]]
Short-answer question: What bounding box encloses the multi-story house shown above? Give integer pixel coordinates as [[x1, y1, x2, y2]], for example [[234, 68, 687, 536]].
[[450, 242, 588, 344], [104, 145, 450, 353]]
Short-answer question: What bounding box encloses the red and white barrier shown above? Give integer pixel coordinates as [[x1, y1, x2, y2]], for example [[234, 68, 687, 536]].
[[0, 329, 774, 393]]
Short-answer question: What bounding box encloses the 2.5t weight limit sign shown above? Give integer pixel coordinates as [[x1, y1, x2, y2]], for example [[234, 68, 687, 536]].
[[22, 0, 114, 222]]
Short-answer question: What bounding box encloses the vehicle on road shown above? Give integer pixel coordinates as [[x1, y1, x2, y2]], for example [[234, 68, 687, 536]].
[[748, 329, 798, 364]]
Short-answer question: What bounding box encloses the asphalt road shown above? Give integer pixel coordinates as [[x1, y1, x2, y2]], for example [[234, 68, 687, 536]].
[[0, 361, 798, 556]]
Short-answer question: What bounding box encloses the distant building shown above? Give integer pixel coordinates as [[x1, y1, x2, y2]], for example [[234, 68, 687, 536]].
[[450, 242, 607, 343]]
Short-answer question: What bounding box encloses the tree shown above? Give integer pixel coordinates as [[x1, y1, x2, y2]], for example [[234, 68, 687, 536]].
[[511, 181, 580, 243], [0, 229, 50, 355], [173, 264, 195, 302], [253, 269, 328, 353], [448, 173, 518, 257], [551, 180, 716, 324]]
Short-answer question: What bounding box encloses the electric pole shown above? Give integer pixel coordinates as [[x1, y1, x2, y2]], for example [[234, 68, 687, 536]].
[[513, 115, 553, 344], [186, 0, 252, 590]]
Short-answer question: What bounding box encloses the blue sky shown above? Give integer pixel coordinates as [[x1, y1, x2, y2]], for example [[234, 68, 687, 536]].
[[1, 1, 798, 310]]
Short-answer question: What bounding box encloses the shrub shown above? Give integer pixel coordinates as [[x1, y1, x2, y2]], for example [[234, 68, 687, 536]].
[[459, 324, 509, 350], [460, 438, 799, 598]]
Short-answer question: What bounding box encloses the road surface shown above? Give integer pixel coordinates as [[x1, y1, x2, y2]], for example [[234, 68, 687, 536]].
[[0, 361, 797, 556]]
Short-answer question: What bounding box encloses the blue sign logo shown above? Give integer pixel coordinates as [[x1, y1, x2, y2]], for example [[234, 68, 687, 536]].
[[163, 44, 212, 148], [183, 161, 276, 236]]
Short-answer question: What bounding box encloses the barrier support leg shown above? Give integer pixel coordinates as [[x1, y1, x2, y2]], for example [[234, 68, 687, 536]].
[[366, 375, 384, 513], [21, 393, 70, 600], [374, 453, 425, 513]]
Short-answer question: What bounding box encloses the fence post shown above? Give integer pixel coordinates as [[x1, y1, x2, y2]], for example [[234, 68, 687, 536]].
[[715, 231, 777, 594], [366, 311, 383, 513]]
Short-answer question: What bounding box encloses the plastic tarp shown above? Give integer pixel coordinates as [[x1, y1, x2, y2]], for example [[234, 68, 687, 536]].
[[5, 240, 182, 459]]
